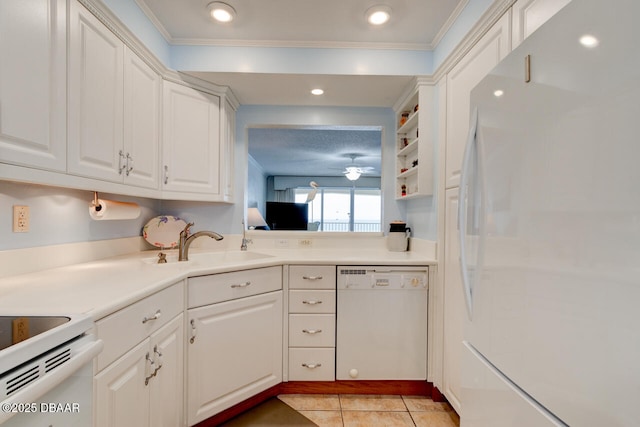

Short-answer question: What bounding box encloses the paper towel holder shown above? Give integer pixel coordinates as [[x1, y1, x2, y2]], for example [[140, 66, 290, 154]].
[[91, 192, 102, 212]]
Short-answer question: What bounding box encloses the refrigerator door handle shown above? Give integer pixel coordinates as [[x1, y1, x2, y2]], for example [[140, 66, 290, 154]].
[[458, 107, 478, 320]]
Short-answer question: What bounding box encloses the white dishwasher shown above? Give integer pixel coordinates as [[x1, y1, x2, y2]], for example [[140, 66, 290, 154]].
[[336, 266, 428, 380]]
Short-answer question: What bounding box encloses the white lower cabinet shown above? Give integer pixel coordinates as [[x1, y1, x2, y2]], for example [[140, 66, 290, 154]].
[[186, 267, 283, 426], [287, 265, 336, 381], [443, 189, 465, 413], [94, 281, 185, 427]]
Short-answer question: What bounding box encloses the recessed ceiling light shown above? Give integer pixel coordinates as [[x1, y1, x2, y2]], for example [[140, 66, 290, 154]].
[[493, 89, 504, 97], [311, 88, 324, 96], [366, 5, 392, 26], [207, 2, 236, 23], [579, 34, 599, 48]]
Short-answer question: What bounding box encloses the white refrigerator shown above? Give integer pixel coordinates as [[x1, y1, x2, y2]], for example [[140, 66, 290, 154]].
[[459, 0, 640, 425]]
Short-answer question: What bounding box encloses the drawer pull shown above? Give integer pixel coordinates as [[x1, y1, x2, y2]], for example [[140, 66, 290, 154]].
[[302, 329, 322, 334], [302, 363, 322, 369], [142, 309, 161, 324], [302, 300, 323, 305], [231, 281, 252, 288], [302, 276, 323, 280]]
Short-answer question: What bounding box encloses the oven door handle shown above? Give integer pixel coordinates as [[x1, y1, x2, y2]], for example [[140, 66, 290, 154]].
[[0, 338, 103, 424]]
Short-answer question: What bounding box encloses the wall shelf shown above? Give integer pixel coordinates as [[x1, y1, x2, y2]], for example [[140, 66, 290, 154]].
[[394, 83, 434, 200]]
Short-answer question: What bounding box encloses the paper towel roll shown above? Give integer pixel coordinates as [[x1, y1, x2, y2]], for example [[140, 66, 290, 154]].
[[89, 199, 141, 220]]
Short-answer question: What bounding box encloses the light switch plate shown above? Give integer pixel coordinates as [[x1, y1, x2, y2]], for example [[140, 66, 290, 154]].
[[13, 205, 29, 232]]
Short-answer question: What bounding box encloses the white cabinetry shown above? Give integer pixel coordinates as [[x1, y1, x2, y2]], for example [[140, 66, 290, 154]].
[[0, 0, 67, 172], [68, 0, 159, 188], [220, 98, 236, 202], [394, 82, 435, 199], [441, 12, 511, 414], [445, 12, 510, 189], [442, 189, 465, 413], [122, 48, 161, 189], [511, 0, 572, 48], [287, 265, 336, 381], [162, 81, 221, 198], [187, 267, 282, 425], [94, 282, 185, 427]]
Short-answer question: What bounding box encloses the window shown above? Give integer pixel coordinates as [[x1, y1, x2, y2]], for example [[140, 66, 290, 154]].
[[294, 188, 381, 232]]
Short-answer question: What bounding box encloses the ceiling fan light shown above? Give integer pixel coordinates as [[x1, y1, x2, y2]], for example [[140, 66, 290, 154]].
[[208, 2, 236, 23], [345, 167, 361, 181], [366, 5, 392, 26]]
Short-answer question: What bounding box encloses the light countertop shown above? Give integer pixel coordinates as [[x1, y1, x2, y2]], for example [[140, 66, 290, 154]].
[[0, 247, 435, 321]]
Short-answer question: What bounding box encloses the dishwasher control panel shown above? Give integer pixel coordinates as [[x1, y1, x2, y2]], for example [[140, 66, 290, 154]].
[[337, 266, 428, 290]]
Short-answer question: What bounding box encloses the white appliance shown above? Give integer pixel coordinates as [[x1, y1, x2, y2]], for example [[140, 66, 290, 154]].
[[459, 0, 640, 425], [336, 266, 428, 380], [0, 315, 102, 426]]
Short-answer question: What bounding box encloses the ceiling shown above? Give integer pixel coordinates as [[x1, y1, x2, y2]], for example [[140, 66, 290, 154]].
[[138, 0, 465, 106], [138, 0, 462, 49], [135, 0, 465, 177], [248, 126, 382, 177]]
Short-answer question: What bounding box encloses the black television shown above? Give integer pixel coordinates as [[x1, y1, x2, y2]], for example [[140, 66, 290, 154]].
[[265, 202, 308, 230]]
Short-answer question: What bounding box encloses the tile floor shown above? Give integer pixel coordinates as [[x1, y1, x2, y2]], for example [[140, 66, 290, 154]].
[[278, 394, 460, 427]]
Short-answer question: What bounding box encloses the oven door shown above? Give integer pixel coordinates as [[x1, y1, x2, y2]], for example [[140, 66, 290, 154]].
[[0, 334, 103, 427]]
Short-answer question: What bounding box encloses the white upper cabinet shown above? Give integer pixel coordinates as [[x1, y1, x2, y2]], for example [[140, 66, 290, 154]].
[[220, 98, 236, 202], [445, 12, 511, 189], [123, 48, 161, 189], [512, 0, 572, 48], [162, 81, 221, 197], [0, 0, 67, 172], [68, 0, 124, 182], [68, 0, 159, 189]]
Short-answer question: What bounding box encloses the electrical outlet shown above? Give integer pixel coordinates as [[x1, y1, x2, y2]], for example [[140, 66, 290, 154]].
[[275, 239, 289, 248], [13, 205, 29, 233], [12, 317, 29, 344], [298, 239, 313, 247]]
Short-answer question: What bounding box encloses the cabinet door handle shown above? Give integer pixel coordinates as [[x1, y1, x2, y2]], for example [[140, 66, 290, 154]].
[[164, 165, 169, 185], [125, 152, 134, 176], [302, 276, 323, 280], [230, 281, 251, 288], [302, 329, 322, 334], [302, 300, 322, 305], [142, 309, 161, 324], [302, 363, 322, 369], [144, 352, 155, 385], [118, 150, 126, 175], [190, 319, 197, 344], [152, 345, 163, 376]]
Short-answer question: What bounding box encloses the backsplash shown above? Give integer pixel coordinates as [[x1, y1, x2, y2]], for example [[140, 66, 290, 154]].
[[0, 181, 160, 251]]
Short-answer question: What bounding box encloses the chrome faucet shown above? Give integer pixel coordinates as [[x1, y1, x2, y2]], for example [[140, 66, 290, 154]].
[[178, 222, 224, 261], [240, 219, 252, 251]]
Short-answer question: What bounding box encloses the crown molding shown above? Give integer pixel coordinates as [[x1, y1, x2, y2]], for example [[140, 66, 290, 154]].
[[79, 0, 238, 101], [430, 0, 470, 48], [431, 0, 515, 83], [78, 0, 165, 76], [171, 38, 433, 51]]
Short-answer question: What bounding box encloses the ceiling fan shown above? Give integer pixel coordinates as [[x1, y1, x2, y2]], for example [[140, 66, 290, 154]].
[[342, 154, 375, 181]]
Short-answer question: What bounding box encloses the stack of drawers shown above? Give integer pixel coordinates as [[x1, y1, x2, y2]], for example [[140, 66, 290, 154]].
[[288, 265, 336, 381]]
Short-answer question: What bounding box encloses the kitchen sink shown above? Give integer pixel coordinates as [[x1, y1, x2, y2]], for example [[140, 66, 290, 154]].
[[141, 251, 274, 265]]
